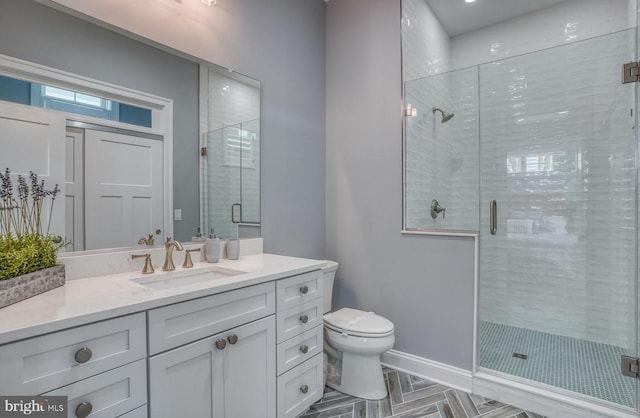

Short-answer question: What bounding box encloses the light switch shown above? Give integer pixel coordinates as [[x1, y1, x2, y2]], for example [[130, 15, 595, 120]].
[[174, 209, 182, 221]]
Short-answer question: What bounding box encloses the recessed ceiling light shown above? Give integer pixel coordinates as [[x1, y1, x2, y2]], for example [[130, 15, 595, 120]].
[[465, 0, 476, 3]]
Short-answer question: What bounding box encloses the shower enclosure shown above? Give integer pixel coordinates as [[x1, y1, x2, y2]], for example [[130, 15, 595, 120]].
[[403, 0, 638, 414]]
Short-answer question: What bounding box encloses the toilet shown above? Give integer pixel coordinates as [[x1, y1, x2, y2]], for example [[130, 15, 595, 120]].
[[321, 261, 395, 400]]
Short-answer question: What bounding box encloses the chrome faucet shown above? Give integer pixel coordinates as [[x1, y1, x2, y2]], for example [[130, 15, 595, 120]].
[[430, 199, 446, 219], [162, 236, 184, 271]]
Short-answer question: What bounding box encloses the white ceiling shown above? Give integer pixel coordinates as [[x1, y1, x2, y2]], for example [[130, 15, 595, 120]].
[[425, 0, 569, 37]]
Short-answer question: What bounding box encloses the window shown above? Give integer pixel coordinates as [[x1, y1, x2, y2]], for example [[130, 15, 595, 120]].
[[0, 75, 152, 128], [224, 125, 256, 169]]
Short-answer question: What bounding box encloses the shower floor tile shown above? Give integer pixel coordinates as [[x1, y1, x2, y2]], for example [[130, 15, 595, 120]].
[[297, 367, 544, 418], [479, 321, 635, 408]]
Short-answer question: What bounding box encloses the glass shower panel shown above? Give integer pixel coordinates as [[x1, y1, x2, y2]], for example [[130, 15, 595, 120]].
[[203, 125, 241, 239], [238, 118, 260, 224], [404, 67, 479, 231], [478, 29, 637, 408]]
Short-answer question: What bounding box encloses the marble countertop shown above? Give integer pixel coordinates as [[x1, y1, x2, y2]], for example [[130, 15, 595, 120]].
[[0, 253, 325, 345]]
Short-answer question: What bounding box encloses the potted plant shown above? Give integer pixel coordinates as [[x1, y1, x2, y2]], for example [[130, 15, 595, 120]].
[[0, 168, 68, 308]]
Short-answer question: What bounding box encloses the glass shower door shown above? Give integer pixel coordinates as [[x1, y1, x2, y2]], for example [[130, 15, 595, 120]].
[[203, 125, 241, 239], [478, 29, 638, 409]]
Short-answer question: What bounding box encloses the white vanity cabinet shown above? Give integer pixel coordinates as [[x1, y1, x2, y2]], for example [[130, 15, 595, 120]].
[[275, 270, 325, 418], [0, 313, 147, 418], [148, 282, 277, 418], [0, 254, 328, 418]]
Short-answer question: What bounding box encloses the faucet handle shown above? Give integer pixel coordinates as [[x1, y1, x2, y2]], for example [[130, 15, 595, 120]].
[[183, 248, 201, 268], [132, 253, 154, 274]]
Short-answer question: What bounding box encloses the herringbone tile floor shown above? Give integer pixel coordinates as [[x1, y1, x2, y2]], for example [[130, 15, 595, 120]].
[[298, 368, 545, 418]]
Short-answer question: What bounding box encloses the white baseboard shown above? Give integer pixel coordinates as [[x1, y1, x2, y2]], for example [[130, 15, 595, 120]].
[[473, 372, 636, 418], [380, 349, 473, 392]]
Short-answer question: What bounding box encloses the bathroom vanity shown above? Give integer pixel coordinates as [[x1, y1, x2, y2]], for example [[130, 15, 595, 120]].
[[0, 245, 325, 418]]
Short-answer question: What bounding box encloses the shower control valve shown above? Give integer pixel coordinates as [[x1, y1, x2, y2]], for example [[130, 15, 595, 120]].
[[430, 199, 446, 219]]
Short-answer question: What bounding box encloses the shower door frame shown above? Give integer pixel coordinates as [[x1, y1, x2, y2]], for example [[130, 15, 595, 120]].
[[472, 29, 640, 418]]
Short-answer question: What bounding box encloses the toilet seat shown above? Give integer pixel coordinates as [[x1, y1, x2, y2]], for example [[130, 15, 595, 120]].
[[324, 308, 394, 338]]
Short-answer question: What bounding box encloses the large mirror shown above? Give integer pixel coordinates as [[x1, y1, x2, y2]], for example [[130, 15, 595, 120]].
[[0, 0, 260, 253]]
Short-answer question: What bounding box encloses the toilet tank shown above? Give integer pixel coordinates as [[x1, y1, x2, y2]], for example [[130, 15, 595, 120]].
[[321, 260, 339, 314]]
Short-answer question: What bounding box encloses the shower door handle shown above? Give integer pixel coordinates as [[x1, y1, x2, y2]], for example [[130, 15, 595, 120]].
[[490, 200, 497, 235], [231, 203, 242, 223]]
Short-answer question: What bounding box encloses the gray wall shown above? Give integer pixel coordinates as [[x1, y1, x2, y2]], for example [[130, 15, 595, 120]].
[[0, 0, 327, 259], [325, 0, 475, 370]]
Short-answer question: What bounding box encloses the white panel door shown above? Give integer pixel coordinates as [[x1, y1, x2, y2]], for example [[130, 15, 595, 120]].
[[0, 101, 66, 238], [64, 127, 84, 252], [84, 129, 163, 250]]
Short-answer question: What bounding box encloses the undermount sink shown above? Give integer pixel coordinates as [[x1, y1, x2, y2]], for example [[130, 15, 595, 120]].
[[132, 266, 246, 290]]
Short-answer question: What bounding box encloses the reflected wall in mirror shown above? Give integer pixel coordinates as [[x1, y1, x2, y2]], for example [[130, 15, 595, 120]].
[[0, 0, 260, 253]]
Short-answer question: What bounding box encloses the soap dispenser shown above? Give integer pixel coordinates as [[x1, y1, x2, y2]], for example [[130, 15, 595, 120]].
[[205, 228, 220, 263]]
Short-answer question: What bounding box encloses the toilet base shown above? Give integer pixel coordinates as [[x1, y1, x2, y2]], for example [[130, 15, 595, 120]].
[[326, 351, 388, 400]]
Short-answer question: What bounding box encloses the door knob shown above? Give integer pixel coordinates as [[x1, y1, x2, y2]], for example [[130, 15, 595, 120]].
[[299, 345, 309, 354], [299, 285, 309, 295], [215, 339, 227, 350], [299, 314, 309, 324], [227, 334, 238, 345], [300, 384, 309, 394]]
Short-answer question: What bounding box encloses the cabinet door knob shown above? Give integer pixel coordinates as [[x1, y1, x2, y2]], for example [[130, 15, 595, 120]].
[[299, 285, 309, 295], [215, 339, 227, 350], [74, 347, 92, 364], [299, 345, 309, 354], [75, 401, 93, 418], [299, 314, 309, 324], [300, 384, 309, 394], [227, 334, 238, 345]]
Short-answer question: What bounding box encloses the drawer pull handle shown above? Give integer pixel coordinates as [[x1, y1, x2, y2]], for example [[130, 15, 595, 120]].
[[300, 384, 309, 394], [227, 334, 239, 345], [299, 314, 309, 324], [75, 401, 93, 418], [300, 345, 309, 354], [215, 339, 227, 350], [299, 285, 309, 295], [74, 347, 92, 364]]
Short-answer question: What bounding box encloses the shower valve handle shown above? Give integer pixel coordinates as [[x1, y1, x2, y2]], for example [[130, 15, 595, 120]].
[[430, 199, 446, 219]]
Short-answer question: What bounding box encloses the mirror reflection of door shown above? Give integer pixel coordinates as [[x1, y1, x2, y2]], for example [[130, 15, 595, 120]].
[[84, 129, 164, 251], [0, 101, 66, 239]]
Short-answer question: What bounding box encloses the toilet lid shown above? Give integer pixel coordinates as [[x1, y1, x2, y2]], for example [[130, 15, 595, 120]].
[[324, 308, 394, 337]]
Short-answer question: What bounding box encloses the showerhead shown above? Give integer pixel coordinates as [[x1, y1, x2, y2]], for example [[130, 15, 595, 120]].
[[432, 107, 455, 123]]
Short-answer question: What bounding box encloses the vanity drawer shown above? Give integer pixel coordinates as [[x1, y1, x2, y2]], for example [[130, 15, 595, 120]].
[[43, 359, 146, 418], [277, 325, 323, 375], [148, 282, 275, 354], [277, 297, 323, 343], [276, 270, 322, 312], [0, 313, 146, 395], [277, 355, 324, 418]]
